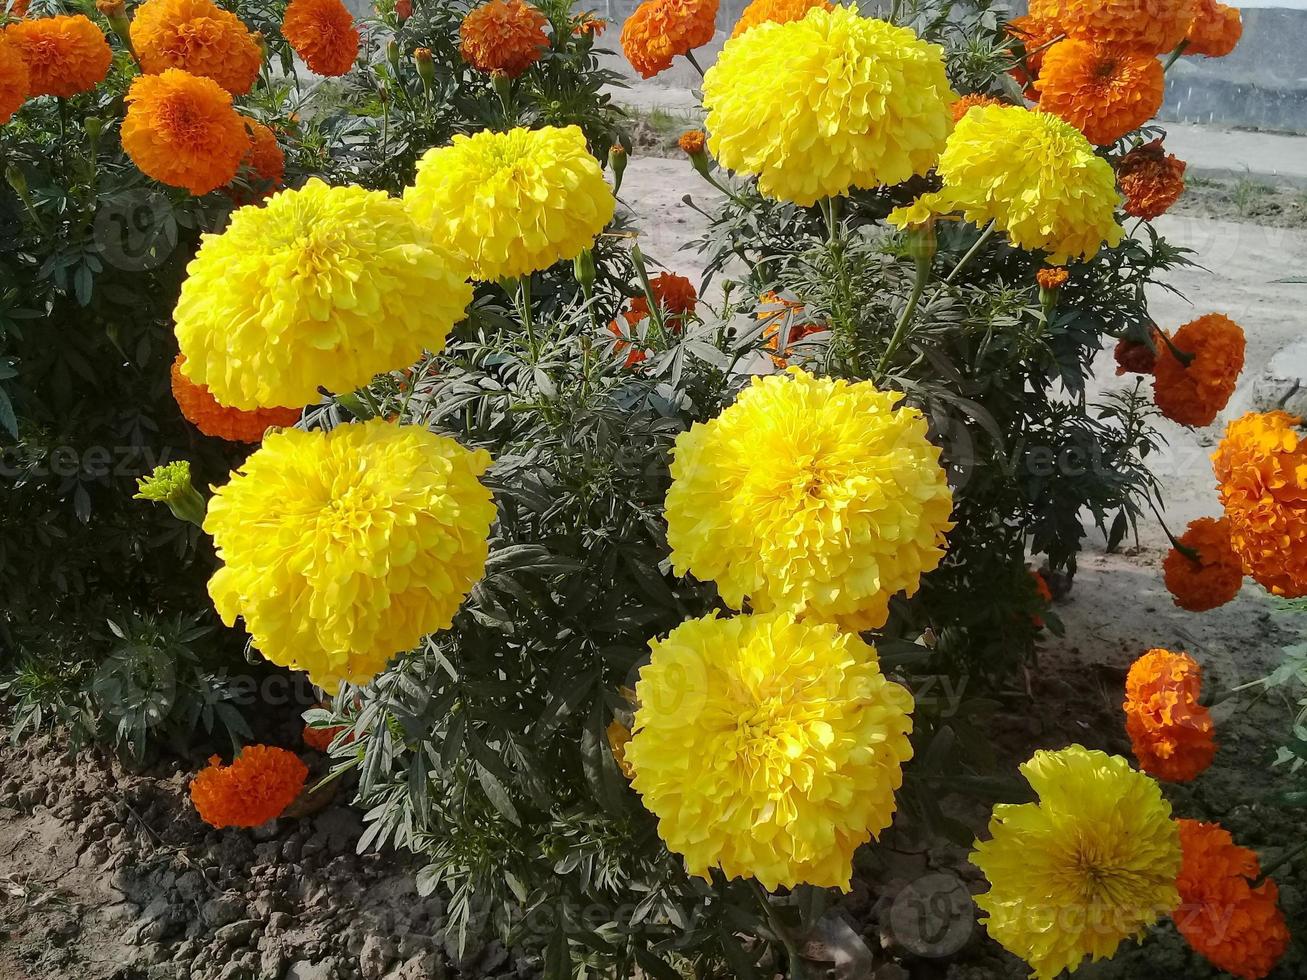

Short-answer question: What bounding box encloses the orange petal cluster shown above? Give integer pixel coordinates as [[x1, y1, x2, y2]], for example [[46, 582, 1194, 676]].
[[226, 118, 285, 204], [608, 310, 647, 369], [1005, 14, 1061, 100], [677, 129, 706, 155], [1114, 325, 1164, 375], [190, 745, 308, 828], [1213, 410, 1307, 597], [1118, 138, 1186, 219], [1152, 313, 1245, 427], [1036, 266, 1068, 291], [282, 0, 359, 76], [629, 271, 697, 321], [1173, 820, 1291, 980], [730, 0, 831, 39], [1185, 0, 1241, 58], [1030, 0, 1194, 55], [0, 34, 28, 122], [459, 0, 550, 78], [1163, 516, 1242, 611], [171, 354, 300, 442], [620, 0, 717, 80], [130, 0, 263, 95], [950, 92, 1002, 122], [756, 291, 822, 368], [5, 14, 111, 98], [1035, 39, 1163, 145], [1123, 648, 1215, 782]]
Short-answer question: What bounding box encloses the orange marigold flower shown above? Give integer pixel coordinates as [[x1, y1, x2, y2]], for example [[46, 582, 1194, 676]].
[[1185, 0, 1241, 58], [130, 0, 263, 96], [950, 92, 1002, 122], [1030, 0, 1194, 56], [1213, 411, 1307, 597], [730, 0, 831, 38], [395, 0, 412, 20], [1005, 14, 1061, 100], [1114, 326, 1163, 375], [1036, 266, 1068, 291], [460, 0, 549, 78], [122, 68, 250, 195], [226, 118, 285, 203], [1153, 313, 1245, 427], [677, 129, 706, 155], [6, 0, 29, 18], [171, 354, 299, 442], [620, 0, 717, 80], [1034, 39, 1164, 145], [0, 34, 28, 122], [1118, 138, 1186, 219], [1123, 648, 1216, 782], [189, 745, 308, 828], [757, 291, 822, 368], [1173, 820, 1291, 980], [5, 14, 111, 98], [1029, 567, 1052, 627], [1163, 516, 1242, 611], [573, 13, 606, 36], [608, 310, 647, 369], [630, 271, 697, 322], [282, 0, 358, 76]]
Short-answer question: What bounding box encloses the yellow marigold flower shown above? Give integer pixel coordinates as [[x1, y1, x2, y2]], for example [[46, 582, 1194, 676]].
[[1185, 0, 1241, 58], [404, 125, 615, 281], [702, 7, 953, 206], [730, 0, 831, 38], [889, 105, 1124, 265], [281, 0, 358, 76], [1118, 138, 1186, 219], [620, 0, 717, 79], [1152, 313, 1245, 427], [1035, 39, 1164, 146], [175, 178, 472, 410], [625, 611, 914, 890], [1030, 0, 1194, 56], [971, 745, 1182, 980], [130, 0, 263, 95], [1163, 516, 1242, 612], [205, 420, 497, 688], [665, 368, 954, 631], [459, 0, 550, 78], [0, 35, 29, 123], [190, 746, 308, 829], [122, 69, 251, 196], [5, 14, 111, 98]]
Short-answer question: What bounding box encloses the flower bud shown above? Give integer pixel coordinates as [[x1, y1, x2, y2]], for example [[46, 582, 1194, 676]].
[[573, 248, 596, 300], [134, 460, 207, 527], [903, 218, 937, 271], [608, 143, 627, 194], [414, 47, 435, 92]]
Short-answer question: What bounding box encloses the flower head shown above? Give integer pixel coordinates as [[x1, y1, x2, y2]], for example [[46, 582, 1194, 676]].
[[625, 611, 914, 890], [130, 0, 263, 95], [281, 0, 358, 76], [1118, 138, 1186, 218], [1173, 820, 1291, 980], [226, 118, 285, 203], [205, 420, 497, 688], [134, 459, 195, 504], [1036, 266, 1068, 291], [757, 291, 823, 368], [1030, 0, 1195, 55], [1035, 40, 1164, 145], [1006, 14, 1061, 99], [1124, 648, 1216, 781], [405, 125, 614, 281], [171, 354, 300, 443], [122, 69, 250, 195], [630, 271, 697, 321], [190, 745, 308, 828], [175, 178, 472, 410], [620, 0, 717, 79], [1163, 516, 1242, 611], [889, 106, 1124, 264], [0, 35, 29, 123], [1152, 313, 1244, 427], [1115, 327, 1164, 374], [676, 128, 705, 156], [950, 92, 1002, 122], [460, 0, 549, 77], [573, 13, 606, 36], [666, 368, 953, 631], [1185, 0, 1241, 58], [730, 0, 831, 38], [970, 745, 1182, 980], [702, 8, 953, 207], [5, 14, 111, 98], [1213, 411, 1307, 597]]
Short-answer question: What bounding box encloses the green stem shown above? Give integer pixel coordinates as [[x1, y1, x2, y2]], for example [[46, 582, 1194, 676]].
[[1256, 839, 1307, 883], [943, 220, 996, 285], [684, 49, 706, 79], [1157, 328, 1194, 367], [749, 880, 806, 980], [819, 196, 860, 375], [877, 254, 932, 374], [630, 244, 667, 343], [518, 274, 537, 353], [1161, 40, 1189, 72]]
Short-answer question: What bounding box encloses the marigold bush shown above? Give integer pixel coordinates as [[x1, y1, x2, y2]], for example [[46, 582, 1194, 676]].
[[1124, 648, 1217, 781], [190, 745, 308, 828], [130, 0, 263, 95]]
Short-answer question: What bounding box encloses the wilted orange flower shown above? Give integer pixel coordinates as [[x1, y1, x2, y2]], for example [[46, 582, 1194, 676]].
[[1035, 39, 1164, 145], [1153, 313, 1245, 427], [122, 69, 250, 195], [1036, 266, 1068, 291], [730, 0, 831, 38], [1030, 0, 1194, 56], [1174, 820, 1291, 980], [171, 354, 299, 442], [1213, 411, 1307, 597], [5, 14, 112, 98], [677, 129, 706, 155], [225, 118, 285, 203], [1118, 138, 1186, 218], [573, 13, 606, 36], [757, 291, 822, 368], [460, 0, 549, 78], [0, 34, 28, 122], [1163, 516, 1242, 611], [1123, 648, 1215, 782], [1185, 0, 1241, 58], [282, 0, 359, 76], [190, 745, 308, 828], [950, 92, 1002, 122], [1114, 326, 1164, 375], [130, 0, 263, 95], [630, 271, 697, 321], [620, 0, 717, 79], [1005, 14, 1061, 99]]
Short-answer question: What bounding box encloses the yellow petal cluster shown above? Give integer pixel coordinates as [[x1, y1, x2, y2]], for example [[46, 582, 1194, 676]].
[[174, 178, 473, 410], [404, 125, 615, 281], [971, 745, 1182, 980], [624, 611, 913, 890], [664, 368, 953, 631], [700, 6, 953, 206], [889, 105, 1125, 264], [205, 420, 497, 688]]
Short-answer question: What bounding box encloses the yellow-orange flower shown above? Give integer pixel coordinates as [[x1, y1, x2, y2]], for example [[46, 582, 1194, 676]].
[[1118, 138, 1186, 218], [1006, 14, 1061, 99], [1163, 516, 1242, 612], [189, 745, 307, 829], [1152, 313, 1245, 427], [730, 0, 830, 38], [226, 118, 285, 203], [1173, 820, 1291, 980], [170, 354, 300, 443], [1036, 266, 1068, 291], [122, 68, 250, 195], [130, 0, 263, 95], [1030, 0, 1194, 55], [1035, 39, 1163, 145], [5, 14, 111, 98], [620, 0, 717, 79], [460, 0, 550, 77], [1185, 0, 1241, 58], [756, 291, 822, 367], [282, 0, 358, 76], [0, 34, 28, 122], [1212, 411, 1307, 597], [950, 92, 1001, 122], [1123, 648, 1215, 782]]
